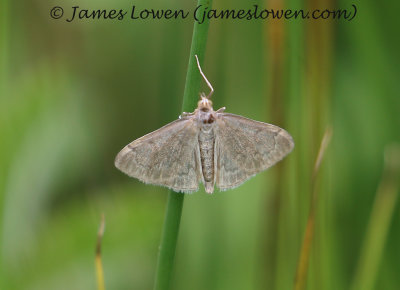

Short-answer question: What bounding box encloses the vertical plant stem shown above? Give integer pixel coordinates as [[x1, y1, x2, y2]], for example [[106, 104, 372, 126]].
[[294, 127, 332, 290], [0, 0, 8, 93], [95, 214, 106, 290], [0, 1, 8, 288], [263, 0, 285, 288], [350, 145, 400, 290], [303, 0, 334, 288], [153, 1, 212, 290]]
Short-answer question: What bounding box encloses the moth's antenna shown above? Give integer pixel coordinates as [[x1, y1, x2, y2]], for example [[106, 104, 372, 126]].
[[195, 55, 214, 99]]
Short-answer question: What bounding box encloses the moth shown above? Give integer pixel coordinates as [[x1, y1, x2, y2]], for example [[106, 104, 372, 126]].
[[115, 55, 294, 194]]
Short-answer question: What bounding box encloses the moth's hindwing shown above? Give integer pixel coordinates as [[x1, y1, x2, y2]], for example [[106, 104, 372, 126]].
[[115, 118, 202, 193], [215, 113, 294, 190]]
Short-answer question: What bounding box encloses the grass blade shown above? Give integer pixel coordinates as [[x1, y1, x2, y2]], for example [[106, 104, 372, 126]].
[[153, 1, 212, 289], [350, 144, 400, 290], [95, 214, 106, 290], [294, 127, 333, 290]]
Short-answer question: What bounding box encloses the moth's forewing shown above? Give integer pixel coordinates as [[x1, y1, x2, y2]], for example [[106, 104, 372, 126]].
[[215, 113, 294, 190], [115, 118, 202, 193]]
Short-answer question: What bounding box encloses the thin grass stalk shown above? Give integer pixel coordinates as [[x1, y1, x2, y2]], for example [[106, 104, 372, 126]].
[[263, 0, 285, 287], [350, 144, 400, 290], [95, 214, 106, 290], [0, 1, 9, 287], [0, 0, 8, 94], [270, 0, 305, 288], [153, 1, 212, 289], [304, 0, 334, 288], [294, 127, 332, 290], [284, 0, 304, 285]]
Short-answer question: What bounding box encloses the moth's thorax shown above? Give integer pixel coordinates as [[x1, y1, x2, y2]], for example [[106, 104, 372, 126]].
[[196, 96, 216, 131]]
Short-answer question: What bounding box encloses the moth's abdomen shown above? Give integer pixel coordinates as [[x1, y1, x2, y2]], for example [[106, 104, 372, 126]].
[[198, 129, 215, 193]]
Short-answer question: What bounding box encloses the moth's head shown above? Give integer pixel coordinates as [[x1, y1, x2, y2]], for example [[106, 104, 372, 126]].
[[197, 93, 213, 112]]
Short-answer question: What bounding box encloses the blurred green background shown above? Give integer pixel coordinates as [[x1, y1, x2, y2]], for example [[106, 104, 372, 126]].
[[1, 0, 399, 289]]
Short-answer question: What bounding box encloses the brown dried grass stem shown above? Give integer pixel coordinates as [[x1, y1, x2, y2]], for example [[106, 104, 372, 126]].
[[294, 127, 332, 290]]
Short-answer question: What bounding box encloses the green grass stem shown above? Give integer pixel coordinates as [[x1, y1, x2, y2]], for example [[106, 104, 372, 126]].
[[350, 144, 400, 290], [153, 1, 212, 290]]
